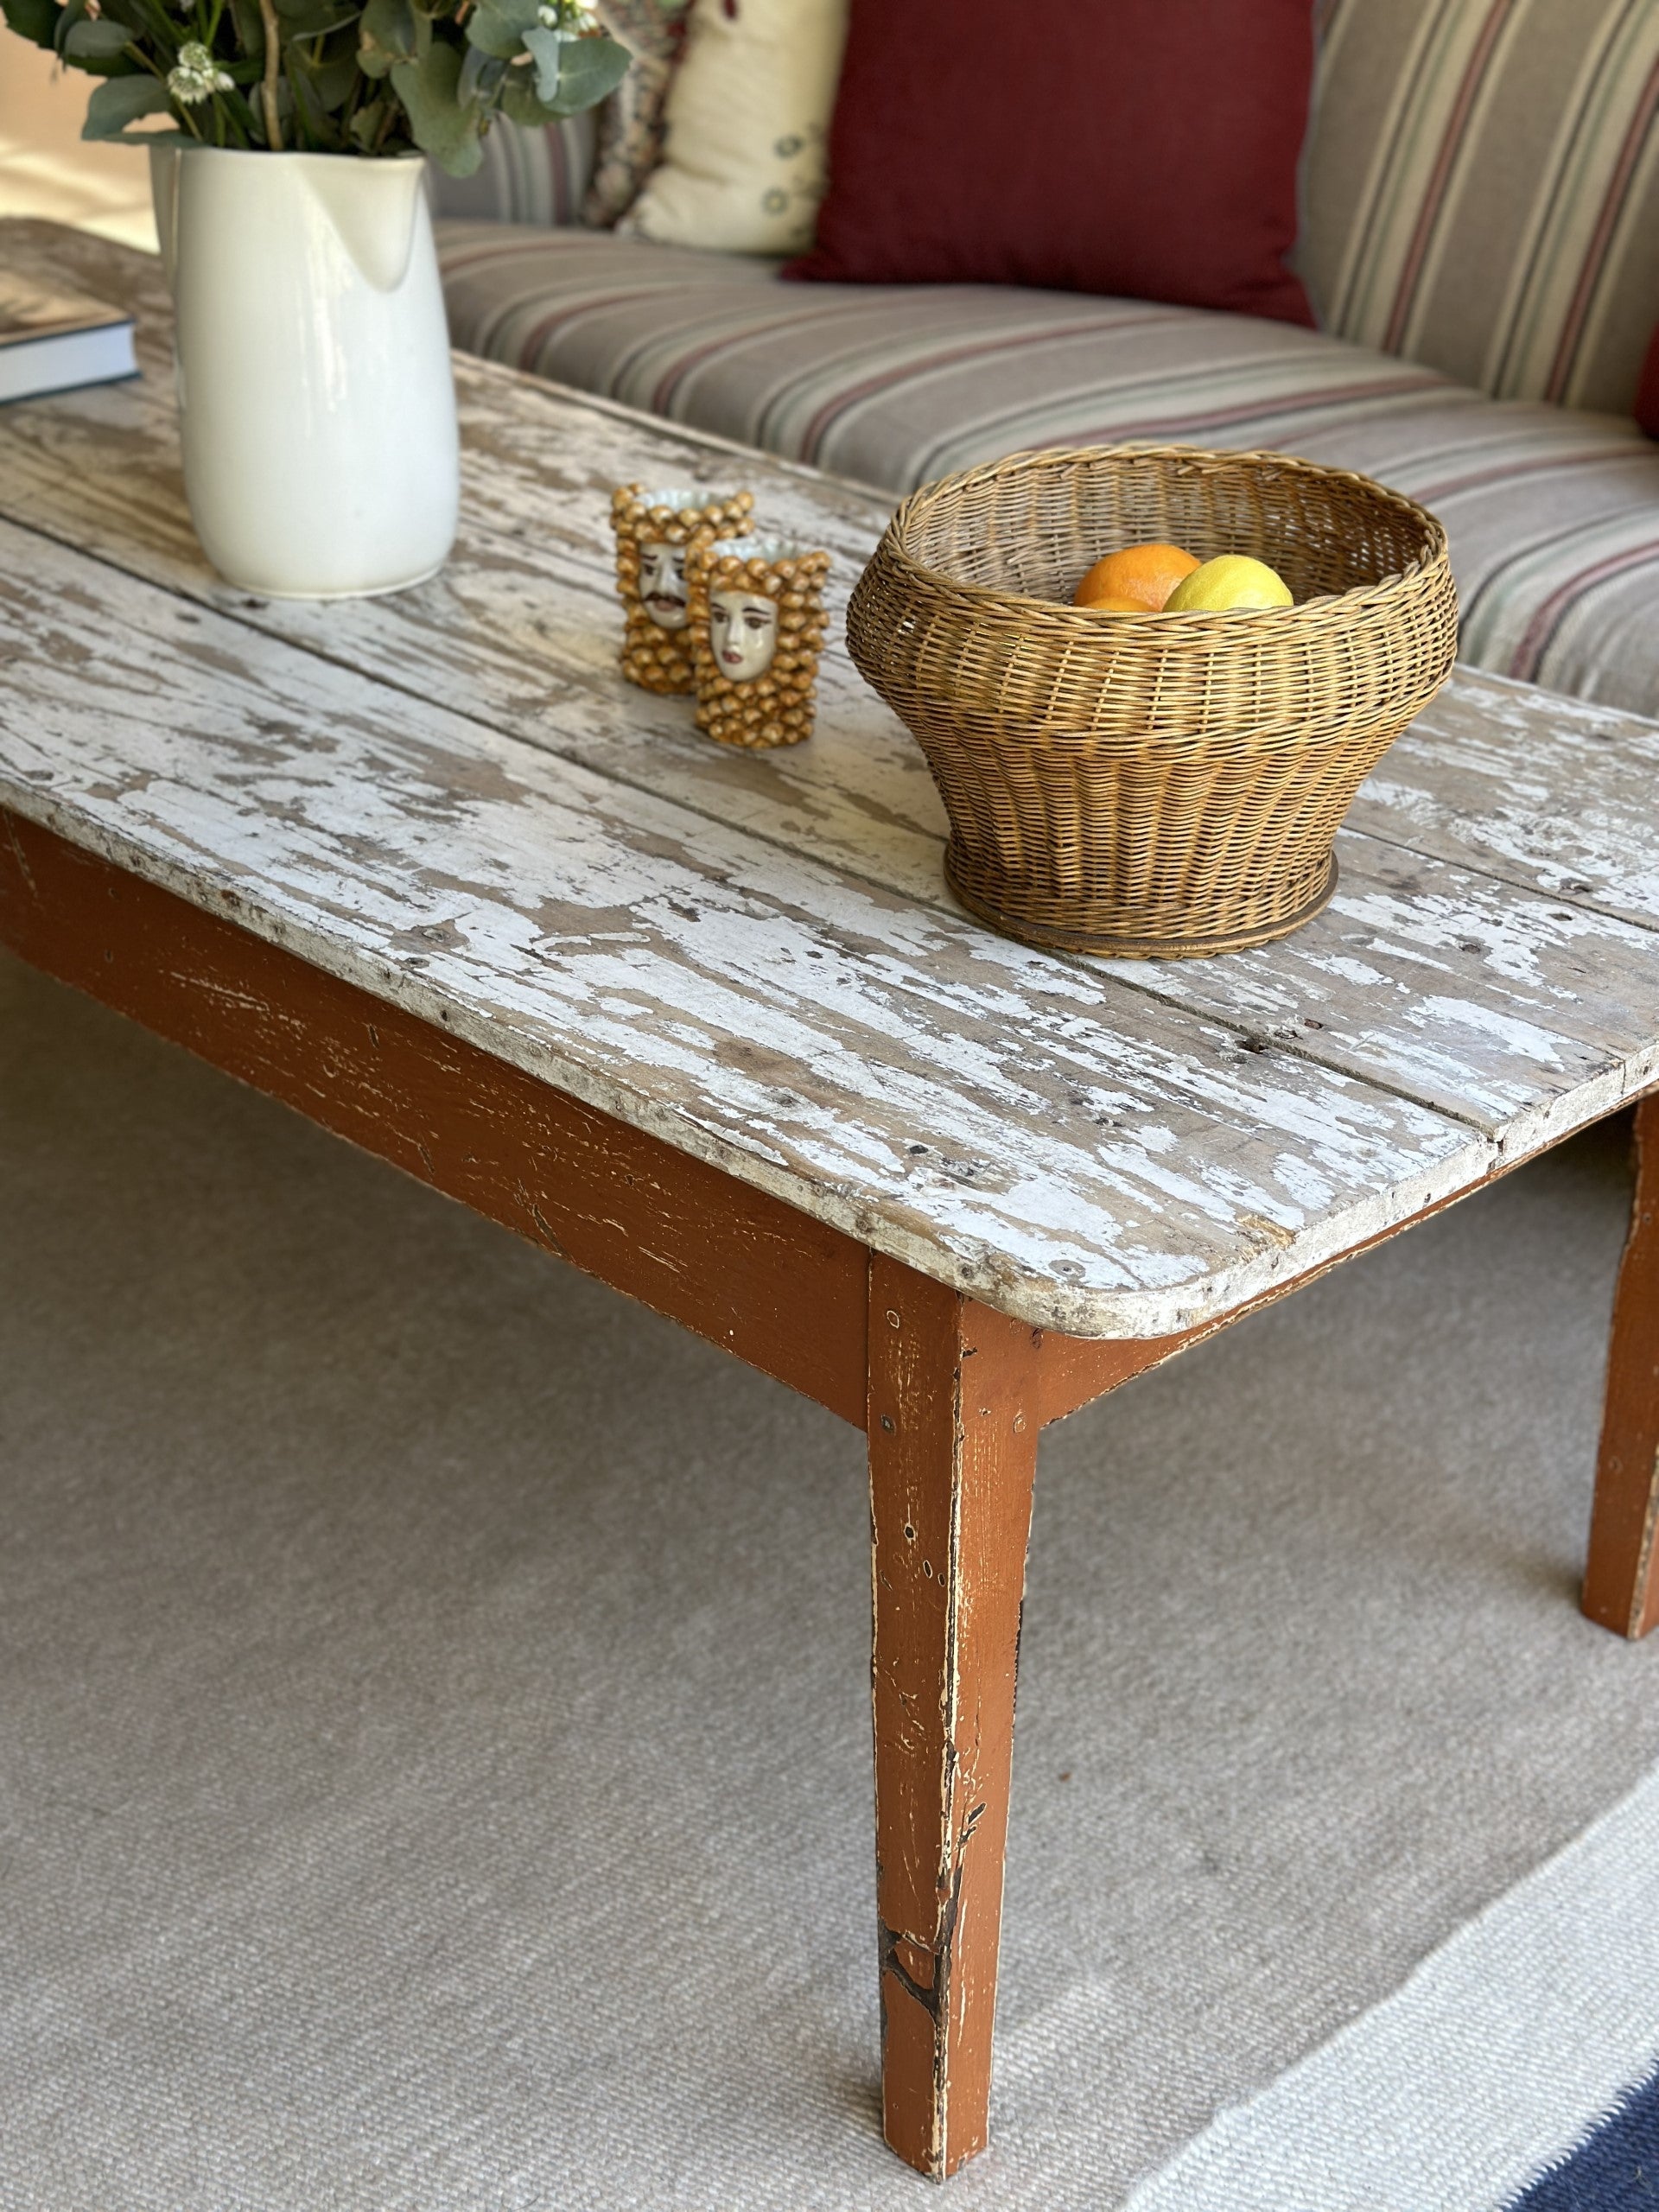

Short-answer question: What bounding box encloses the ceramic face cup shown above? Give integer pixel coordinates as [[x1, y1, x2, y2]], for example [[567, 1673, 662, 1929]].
[[688, 535, 832, 748], [612, 484, 755, 694]]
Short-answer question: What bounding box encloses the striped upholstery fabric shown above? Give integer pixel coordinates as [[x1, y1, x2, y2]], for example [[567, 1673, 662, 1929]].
[[1300, 0, 1659, 419], [426, 112, 599, 229], [437, 222, 1659, 715]]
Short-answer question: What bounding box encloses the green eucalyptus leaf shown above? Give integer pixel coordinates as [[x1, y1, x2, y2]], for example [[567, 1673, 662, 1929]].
[[543, 30, 626, 113], [520, 20, 560, 101], [247, 73, 296, 143], [457, 41, 505, 104], [278, 5, 353, 35], [358, 0, 415, 73], [289, 40, 359, 111], [217, 84, 262, 140], [61, 16, 134, 57], [347, 92, 388, 146], [461, 3, 522, 60], [391, 41, 482, 174], [474, 0, 540, 33], [226, 0, 264, 55], [286, 55, 337, 142], [0, 0, 61, 48], [45, 0, 142, 68], [498, 68, 556, 128], [81, 71, 169, 137]]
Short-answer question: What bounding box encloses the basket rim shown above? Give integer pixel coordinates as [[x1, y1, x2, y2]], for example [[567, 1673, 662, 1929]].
[[880, 442, 1452, 628]]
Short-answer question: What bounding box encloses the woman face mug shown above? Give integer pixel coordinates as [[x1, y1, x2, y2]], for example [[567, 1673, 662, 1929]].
[[690, 534, 832, 750], [708, 589, 779, 681]]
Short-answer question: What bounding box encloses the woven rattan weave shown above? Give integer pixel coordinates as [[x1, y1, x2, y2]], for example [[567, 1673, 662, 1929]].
[[846, 446, 1459, 957]]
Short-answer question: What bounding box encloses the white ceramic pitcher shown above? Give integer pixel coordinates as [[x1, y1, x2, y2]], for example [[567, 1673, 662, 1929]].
[[150, 146, 459, 600]]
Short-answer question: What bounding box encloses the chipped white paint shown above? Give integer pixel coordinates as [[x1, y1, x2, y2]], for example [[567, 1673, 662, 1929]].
[[0, 223, 954, 910], [3, 223, 1659, 1338], [0, 522, 1488, 1336], [1119, 828, 1659, 1160], [1353, 670, 1659, 930]]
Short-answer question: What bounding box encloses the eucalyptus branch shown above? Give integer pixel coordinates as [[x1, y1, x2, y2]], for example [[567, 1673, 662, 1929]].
[[257, 0, 283, 147]]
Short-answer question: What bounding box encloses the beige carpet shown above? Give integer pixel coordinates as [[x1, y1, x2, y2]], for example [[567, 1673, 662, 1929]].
[[4, 940, 1659, 2210]]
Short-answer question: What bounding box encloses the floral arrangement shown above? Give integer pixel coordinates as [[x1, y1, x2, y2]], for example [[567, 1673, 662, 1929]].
[[0, 0, 631, 173]]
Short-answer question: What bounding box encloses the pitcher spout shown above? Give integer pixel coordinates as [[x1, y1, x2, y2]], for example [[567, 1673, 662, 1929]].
[[302, 152, 429, 295]]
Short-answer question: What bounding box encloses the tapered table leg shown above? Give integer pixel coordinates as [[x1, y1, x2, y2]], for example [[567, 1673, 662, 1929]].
[[867, 1253, 1042, 2177], [1585, 1095, 1659, 1637]]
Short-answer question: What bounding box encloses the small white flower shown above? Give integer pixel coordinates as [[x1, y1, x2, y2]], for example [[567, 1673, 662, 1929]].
[[168, 40, 233, 103], [537, 0, 598, 29]]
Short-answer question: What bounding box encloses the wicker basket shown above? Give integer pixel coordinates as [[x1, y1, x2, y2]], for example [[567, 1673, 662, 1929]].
[[846, 445, 1459, 957]]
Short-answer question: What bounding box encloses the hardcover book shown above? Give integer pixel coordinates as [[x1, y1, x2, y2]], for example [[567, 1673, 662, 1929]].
[[0, 274, 138, 405]]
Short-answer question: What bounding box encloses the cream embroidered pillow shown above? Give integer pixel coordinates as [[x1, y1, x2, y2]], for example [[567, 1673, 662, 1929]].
[[621, 0, 849, 257]]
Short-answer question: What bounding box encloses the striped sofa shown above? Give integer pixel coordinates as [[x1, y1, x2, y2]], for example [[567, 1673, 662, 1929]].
[[434, 0, 1659, 719]]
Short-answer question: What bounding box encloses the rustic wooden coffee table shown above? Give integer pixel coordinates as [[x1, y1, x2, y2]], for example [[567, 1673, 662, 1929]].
[[5, 221, 1659, 2182]]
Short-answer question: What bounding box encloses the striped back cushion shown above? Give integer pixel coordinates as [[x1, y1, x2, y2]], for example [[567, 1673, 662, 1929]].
[[1300, 0, 1659, 420], [425, 111, 601, 229]]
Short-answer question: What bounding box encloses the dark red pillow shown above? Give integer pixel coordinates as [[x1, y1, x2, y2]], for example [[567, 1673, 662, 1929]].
[[786, 0, 1317, 327], [1638, 325, 1659, 440]]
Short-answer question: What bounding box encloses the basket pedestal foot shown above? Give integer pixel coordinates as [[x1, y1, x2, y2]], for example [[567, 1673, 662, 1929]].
[[942, 845, 1340, 961]]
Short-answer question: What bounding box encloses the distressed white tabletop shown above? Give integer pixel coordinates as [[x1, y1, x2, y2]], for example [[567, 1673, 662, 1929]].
[[2, 220, 1657, 1338]]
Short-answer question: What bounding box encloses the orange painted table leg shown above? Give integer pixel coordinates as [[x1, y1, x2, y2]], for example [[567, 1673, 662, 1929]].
[[1585, 1095, 1659, 1637], [867, 1254, 1042, 2177]]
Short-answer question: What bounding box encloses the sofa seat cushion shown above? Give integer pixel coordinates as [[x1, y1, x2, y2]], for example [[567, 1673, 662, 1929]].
[[436, 223, 1659, 720]]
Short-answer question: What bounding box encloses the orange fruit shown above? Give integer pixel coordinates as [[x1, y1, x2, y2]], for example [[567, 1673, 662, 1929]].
[[1073, 542, 1201, 612], [1076, 593, 1147, 613]]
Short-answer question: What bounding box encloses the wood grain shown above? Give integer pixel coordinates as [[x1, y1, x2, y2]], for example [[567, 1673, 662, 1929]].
[[868, 1254, 1039, 2177], [0, 807, 871, 1421]]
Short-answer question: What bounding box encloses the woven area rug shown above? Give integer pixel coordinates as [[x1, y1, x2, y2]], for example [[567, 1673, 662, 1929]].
[[6, 943, 1659, 2210], [1126, 1768, 1659, 2210]]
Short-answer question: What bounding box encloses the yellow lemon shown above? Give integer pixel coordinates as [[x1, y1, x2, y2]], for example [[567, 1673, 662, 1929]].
[[1164, 555, 1294, 613]]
